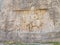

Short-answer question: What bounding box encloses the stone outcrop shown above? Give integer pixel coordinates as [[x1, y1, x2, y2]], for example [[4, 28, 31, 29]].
[[0, 0, 60, 43]]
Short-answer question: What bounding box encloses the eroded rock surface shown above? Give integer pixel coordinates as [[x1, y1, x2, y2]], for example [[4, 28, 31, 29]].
[[0, 0, 60, 43]]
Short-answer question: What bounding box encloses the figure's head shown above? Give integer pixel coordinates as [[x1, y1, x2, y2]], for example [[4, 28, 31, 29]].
[[31, 6, 35, 11]]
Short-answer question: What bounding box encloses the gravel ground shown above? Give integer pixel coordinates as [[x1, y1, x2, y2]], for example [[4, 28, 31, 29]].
[[0, 42, 53, 45]]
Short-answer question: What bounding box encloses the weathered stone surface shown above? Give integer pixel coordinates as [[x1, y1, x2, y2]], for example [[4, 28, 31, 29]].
[[0, 0, 60, 43]]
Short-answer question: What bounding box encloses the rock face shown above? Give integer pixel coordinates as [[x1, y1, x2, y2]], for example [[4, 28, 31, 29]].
[[0, 0, 60, 43]]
